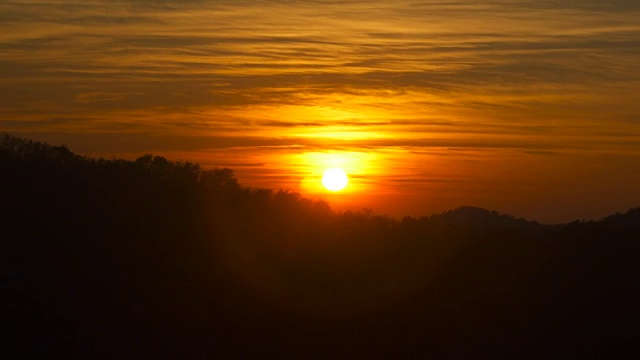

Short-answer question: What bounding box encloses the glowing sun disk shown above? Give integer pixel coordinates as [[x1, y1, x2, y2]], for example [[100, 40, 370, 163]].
[[322, 168, 348, 191]]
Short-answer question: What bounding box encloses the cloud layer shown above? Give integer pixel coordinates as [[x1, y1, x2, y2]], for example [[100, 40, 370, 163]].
[[1, 0, 639, 221]]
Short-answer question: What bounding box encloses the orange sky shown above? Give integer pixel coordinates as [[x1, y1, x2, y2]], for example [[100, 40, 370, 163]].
[[2, 0, 639, 223]]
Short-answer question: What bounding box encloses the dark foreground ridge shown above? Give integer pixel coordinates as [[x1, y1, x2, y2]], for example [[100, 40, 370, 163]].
[[3, 133, 639, 358]]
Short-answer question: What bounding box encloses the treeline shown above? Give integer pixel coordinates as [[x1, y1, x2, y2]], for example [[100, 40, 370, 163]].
[[2, 133, 639, 358]]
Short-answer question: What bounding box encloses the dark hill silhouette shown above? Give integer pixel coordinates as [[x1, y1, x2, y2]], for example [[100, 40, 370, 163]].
[[2, 133, 639, 358], [603, 207, 640, 229], [425, 205, 543, 231]]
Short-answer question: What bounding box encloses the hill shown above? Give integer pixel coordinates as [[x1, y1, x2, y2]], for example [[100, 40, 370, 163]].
[[2, 133, 639, 358]]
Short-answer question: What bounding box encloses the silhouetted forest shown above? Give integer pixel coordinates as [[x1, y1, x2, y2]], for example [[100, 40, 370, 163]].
[[3, 133, 639, 358]]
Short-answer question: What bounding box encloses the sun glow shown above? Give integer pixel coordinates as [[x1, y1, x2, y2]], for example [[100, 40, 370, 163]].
[[296, 151, 374, 194], [322, 168, 348, 191]]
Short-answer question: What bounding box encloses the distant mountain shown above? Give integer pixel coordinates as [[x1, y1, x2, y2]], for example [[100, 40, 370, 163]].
[[423, 206, 543, 231], [603, 207, 640, 229]]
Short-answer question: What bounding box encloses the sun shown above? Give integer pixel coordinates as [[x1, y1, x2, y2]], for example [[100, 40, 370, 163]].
[[322, 168, 348, 191]]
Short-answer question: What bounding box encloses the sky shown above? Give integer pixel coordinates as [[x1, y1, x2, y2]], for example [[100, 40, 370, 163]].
[[1, 0, 639, 223]]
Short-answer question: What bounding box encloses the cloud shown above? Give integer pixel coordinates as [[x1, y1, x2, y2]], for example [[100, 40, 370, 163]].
[[1, 0, 639, 156]]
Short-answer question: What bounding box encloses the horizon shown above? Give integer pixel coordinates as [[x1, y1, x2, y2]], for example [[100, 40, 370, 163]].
[[4, 131, 639, 226], [2, 0, 640, 223]]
